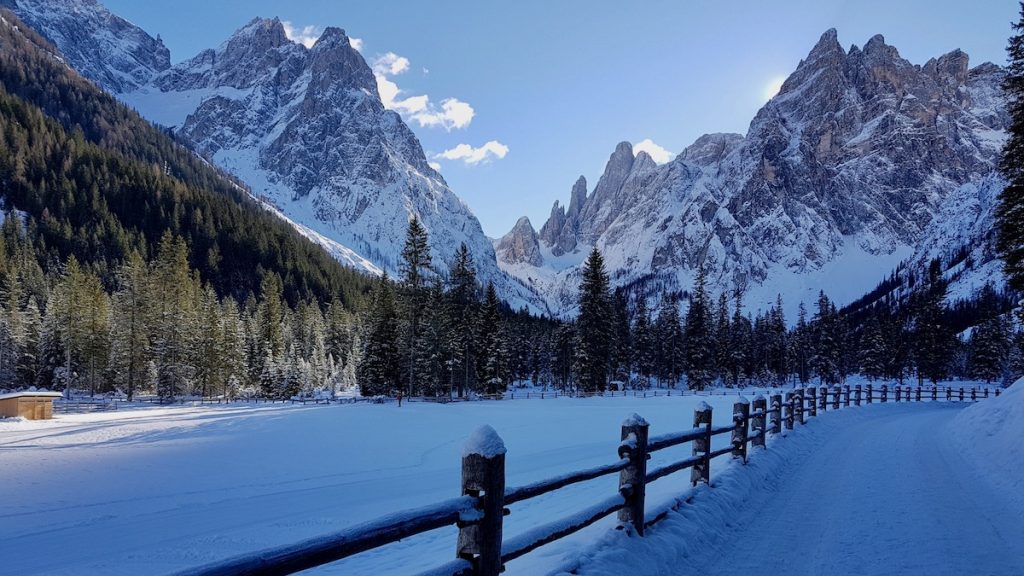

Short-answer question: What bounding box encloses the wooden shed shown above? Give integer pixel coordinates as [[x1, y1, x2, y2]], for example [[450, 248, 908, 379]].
[[0, 390, 63, 420]]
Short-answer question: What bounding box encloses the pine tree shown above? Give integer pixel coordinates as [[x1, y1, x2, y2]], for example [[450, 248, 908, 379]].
[[609, 290, 632, 385], [400, 216, 432, 395], [859, 315, 888, 381], [654, 294, 685, 387], [997, 3, 1024, 293], [912, 262, 956, 385], [632, 296, 653, 387], [810, 291, 840, 384], [768, 295, 788, 383], [714, 293, 730, 384], [108, 251, 151, 400], [791, 303, 811, 384], [476, 282, 505, 394], [573, 248, 612, 392], [358, 274, 401, 396], [152, 233, 198, 400], [684, 267, 713, 389], [727, 287, 748, 386], [447, 243, 478, 397]]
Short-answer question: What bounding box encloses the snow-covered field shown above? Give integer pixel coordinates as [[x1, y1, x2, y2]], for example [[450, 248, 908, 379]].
[[1, 384, 1019, 575]]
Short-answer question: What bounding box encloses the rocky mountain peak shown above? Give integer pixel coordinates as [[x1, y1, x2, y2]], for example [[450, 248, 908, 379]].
[[680, 133, 744, 166], [495, 217, 543, 267], [5, 0, 171, 92], [500, 29, 1007, 317]]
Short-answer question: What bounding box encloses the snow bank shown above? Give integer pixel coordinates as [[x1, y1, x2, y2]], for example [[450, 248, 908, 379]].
[[949, 379, 1024, 512]]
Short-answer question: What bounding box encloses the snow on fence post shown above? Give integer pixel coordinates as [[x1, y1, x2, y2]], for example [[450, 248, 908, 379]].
[[618, 414, 649, 536], [732, 398, 750, 462], [807, 387, 817, 418], [457, 426, 507, 576], [751, 396, 767, 449], [843, 385, 850, 407], [691, 403, 713, 485], [770, 394, 782, 435], [881, 384, 888, 403], [783, 392, 795, 430], [854, 385, 862, 406], [866, 383, 873, 404]]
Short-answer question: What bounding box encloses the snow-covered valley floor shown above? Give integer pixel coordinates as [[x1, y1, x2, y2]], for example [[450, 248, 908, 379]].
[[1, 387, 1020, 575]]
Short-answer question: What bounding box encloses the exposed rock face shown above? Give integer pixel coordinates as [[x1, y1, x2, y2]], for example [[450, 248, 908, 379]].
[[3, 0, 171, 93], [495, 217, 543, 267], [500, 29, 1007, 315], [11, 2, 546, 311]]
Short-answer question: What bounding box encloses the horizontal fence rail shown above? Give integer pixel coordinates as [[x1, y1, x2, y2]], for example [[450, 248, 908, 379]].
[[179, 383, 1001, 576]]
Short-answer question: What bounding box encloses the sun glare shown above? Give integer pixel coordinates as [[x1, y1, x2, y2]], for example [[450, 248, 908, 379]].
[[764, 77, 786, 101]]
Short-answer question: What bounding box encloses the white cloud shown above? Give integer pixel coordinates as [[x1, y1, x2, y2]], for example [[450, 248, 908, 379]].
[[428, 161, 442, 172], [437, 141, 509, 165], [372, 52, 475, 131], [411, 98, 474, 130], [633, 138, 674, 164], [282, 21, 322, 49], [373, 52, 410, 76], [350, 37, 363, 52]]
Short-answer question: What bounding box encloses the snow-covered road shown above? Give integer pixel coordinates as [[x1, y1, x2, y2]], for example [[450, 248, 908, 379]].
[[573, 400, 1023, 576], [695, 404, 1022, 575]]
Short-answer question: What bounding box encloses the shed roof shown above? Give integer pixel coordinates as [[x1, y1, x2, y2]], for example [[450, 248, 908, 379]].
[[0, 390, 64, 400]]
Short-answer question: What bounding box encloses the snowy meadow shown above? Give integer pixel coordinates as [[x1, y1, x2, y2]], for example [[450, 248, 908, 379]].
[[3, 383, 1021, 576]]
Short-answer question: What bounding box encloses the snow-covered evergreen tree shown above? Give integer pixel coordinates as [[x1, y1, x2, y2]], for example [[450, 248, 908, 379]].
[[573, 248, 612, 392]]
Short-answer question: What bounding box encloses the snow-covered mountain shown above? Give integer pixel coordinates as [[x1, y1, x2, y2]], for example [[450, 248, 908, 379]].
[[7, 0, 547, 312], [497, 30, 1008, 315]]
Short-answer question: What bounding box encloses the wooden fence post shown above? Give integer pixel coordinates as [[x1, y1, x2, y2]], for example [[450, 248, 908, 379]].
[[618, 414, 649, 535], [732, 398, 750, 462], [843, 385, 850, 407], [692, 403, 713, 485], [895, 386, 902, 402], [832, 386, 840, 410], [971, 388, 976, 402], [996, 388, 1001, 397], [807, 387, 817, 418], [752, 396, 767, 449], [457, 426, 506, 576], [881, 384, 888, 403], [819, 386, 828, 412], [796, 389, 805, 425], [786, 389, 794, 426], [854, 384, 862, 406], [984, 388, 990, 398], [770, 394, 783, 435], [946, 387, 952, 401], [959, 387, 965, 402], [916, 387, 922, 402], [866, 383, 873, 404]]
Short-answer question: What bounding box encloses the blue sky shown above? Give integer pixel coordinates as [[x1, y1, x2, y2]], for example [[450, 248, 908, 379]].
[[105, 0, 1017, 238]]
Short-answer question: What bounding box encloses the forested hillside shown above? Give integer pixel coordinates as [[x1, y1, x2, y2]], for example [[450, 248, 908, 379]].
[[0, 9, 372, 306]]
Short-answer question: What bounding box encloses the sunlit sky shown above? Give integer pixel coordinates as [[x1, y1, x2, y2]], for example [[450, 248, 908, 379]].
[[104, 0, 1017, 238]]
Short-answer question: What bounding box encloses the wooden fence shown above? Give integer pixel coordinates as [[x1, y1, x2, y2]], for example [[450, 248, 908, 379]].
[[178, 383, 999, 576]]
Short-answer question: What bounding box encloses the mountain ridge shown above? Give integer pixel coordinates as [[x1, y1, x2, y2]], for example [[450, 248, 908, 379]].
[[497, 29, 1007, 316]]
